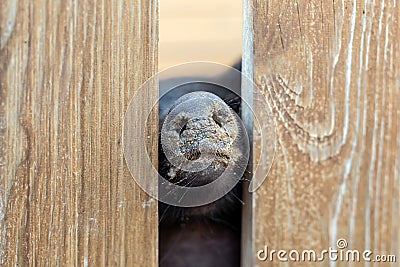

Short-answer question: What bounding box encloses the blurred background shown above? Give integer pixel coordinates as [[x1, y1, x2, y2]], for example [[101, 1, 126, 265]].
[[159, 1, 242, 71]]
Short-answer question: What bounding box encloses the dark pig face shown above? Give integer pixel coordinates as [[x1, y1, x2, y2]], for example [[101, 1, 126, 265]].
[[160, 91, 242, 187]]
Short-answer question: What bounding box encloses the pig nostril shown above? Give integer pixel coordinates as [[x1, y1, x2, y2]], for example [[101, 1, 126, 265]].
[[179, 123, 188, 136], [212, 114, 222, 127]]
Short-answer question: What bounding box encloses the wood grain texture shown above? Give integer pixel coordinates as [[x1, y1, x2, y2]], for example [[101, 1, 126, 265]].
[[0, 0, 158, 266], [243, 0, 399, 266]]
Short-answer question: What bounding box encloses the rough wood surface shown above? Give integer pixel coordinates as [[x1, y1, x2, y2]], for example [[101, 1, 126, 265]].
[[0, 0, 158, 266], [243, 0, 399, 266]]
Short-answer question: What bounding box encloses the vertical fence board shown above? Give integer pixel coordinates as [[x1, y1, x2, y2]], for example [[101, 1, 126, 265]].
[[0, 0, 158, 266], [244, 0, 399, 266]]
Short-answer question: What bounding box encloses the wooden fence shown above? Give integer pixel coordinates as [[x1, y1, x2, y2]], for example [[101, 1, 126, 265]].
[[1, 0, 398, 266]]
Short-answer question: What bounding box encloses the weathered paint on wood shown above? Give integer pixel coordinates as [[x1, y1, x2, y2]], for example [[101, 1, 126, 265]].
[[0, 0, 158, 266], [243, 0, 399, 266]]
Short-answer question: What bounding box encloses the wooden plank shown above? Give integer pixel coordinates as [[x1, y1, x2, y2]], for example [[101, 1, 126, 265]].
[[0, 0, 158, 266], [243, 0, 399, 266]]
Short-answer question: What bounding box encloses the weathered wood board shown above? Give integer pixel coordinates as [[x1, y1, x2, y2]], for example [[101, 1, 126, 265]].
[[243, 0, 399, 266], [0, 0, 158, 266]]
